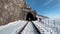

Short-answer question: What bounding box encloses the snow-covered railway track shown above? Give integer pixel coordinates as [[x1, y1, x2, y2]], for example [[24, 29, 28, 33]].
[[18, 21, 29, 34], [20, 21, 41, 34], [0, 20, 55, 34]]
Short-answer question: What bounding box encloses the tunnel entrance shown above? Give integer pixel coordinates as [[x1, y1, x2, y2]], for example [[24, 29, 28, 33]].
[[26, 12, 34, 21]]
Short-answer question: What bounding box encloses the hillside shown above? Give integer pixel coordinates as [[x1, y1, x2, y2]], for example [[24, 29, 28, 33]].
[[0, 0, 28, 25]]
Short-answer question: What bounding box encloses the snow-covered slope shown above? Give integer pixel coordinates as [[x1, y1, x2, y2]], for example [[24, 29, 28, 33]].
[[45, 19, 60, 34], [0, 19, 60, 34], [33, 21, 56, 34]]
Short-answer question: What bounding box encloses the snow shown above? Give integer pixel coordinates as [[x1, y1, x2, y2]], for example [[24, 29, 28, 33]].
[[33, 21, 56, 34], [0, 16, 60, 34], [36, 15, 60, 34], [21, 22, 39, 34], [0, 20, 27, 34], [44, 19, 60, 34]]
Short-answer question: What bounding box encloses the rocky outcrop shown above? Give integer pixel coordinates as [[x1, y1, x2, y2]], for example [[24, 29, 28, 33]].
[[0, 0, 37, 25]]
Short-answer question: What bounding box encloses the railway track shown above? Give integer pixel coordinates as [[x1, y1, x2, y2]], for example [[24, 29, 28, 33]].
[[0, 20, 55, 34], [18, 21, 41, 34]]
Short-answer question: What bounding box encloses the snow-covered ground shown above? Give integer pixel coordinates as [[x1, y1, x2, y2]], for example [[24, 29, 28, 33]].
[[21, 22, 39, 34], [0, 18, 60, 34], [40, 18, 60, 34], [36, 15, 60, 34], [46, 19, 60, 34], [0, 20, 27, 34], [33, 21, 56, 34]]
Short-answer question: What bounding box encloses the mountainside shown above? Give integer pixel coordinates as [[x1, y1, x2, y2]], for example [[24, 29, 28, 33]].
[[0, 0, 30, 25]]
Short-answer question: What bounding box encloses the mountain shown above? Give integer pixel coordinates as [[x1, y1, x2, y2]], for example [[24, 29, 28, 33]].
[[0, 0, 24, 25]]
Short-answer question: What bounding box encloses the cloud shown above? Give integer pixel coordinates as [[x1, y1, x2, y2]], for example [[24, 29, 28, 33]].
[[52, 5, 60, 9], [43, 0, 54, 6]]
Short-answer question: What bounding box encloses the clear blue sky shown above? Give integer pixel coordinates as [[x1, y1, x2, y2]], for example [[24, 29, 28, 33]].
[[25, 0, 60, 18]]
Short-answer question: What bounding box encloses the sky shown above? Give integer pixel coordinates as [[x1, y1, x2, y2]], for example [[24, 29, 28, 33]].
[[25, 0, 60, 18]]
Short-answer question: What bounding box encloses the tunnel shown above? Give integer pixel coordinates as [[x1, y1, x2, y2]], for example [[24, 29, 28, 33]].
[[26, 12, 34, 21]]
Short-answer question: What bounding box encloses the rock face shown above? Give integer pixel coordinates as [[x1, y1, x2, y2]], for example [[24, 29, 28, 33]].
[[0, 0, 37, 25]]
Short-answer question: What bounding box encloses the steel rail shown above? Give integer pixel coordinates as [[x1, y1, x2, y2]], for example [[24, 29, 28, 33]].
[[18, 21, 29, 34], [31, 21, 41, 34]]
